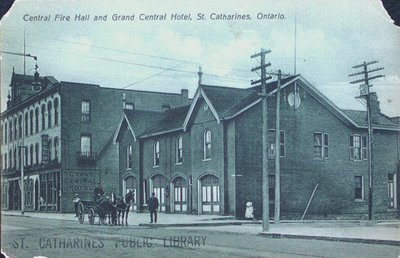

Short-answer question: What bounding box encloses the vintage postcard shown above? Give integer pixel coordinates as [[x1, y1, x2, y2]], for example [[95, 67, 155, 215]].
[[1, 0, 399, 257]]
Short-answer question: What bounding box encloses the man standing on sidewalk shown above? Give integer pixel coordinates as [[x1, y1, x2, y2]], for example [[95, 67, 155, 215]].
[[73, 194, 80, 217], [148, 192, 159, 223]]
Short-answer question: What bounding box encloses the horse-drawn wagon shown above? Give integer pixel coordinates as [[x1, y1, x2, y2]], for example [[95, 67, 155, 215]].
[[77, 198, 115, 225]]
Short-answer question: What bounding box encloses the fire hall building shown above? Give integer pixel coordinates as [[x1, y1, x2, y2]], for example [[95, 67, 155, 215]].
[[0, 71, 190, 212], [113, 75, 400, 219]]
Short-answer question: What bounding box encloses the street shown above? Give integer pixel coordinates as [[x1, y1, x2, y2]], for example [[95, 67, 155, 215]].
[[1, 215, 400, 258]]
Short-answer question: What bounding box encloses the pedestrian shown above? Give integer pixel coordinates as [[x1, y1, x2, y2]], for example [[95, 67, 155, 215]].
[[73, 194, 80, 217], [39, 196, 44, 211], [148, 192, 159, 223], [245, 196, 254, 219]]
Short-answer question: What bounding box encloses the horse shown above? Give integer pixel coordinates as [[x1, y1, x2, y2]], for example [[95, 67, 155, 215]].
[[96, 195, 117, 226], [116, 190, 135, 226]]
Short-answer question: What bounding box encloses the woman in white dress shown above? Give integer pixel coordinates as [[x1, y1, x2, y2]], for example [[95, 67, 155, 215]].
[[245, 196, 254, 219]]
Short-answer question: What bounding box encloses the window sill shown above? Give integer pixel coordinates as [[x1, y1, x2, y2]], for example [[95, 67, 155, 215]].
[[153, 165, 160, 168], [354, 199, 365, 203], [126, 168, 132, 171], [175, 162, 183, 166], [202, 158, 211, 162], [312, 158, 328, 162]]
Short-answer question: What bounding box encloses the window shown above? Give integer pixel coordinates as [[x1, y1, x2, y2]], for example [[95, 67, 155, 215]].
[[126, 145, 132, 169], [35, 107, 39, 133], [142, 179, 148, 204], [30, 145, 34, 165], [313, 132, 329, 159], [268, 130, 285, 157], [9, 120, 12, 142], [153, 140, 160, 166], [203, 130, 212, 160], [35, 143, 39, 164], [18, 115, 22, 138], [176, 136, 183, 164], [5, 153, 8, 169], [4, 122, 7, 144], [125, 103, 135, 110], [350, 135, 367, 161], [80, 135, 91, 157], [24, 146, 28, 166], [18, 148, 21, 169], [30, 110, 34, 135], [388, 173, 397, 209], [14, 117, 17, 140], [54, 137, 59, 160], [54, 98, 59, 126], [81, 100, 91, 122], [41, 104, 46, 131], [25, 113, 28, 136], [354, 176, 364, 201], [48, 139, 52, 161], [47, 101, 52, 128]]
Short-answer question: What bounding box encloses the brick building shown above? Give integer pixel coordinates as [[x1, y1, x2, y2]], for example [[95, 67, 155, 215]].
[[0, 71, 190, 212], [113, 75, 400, 219]]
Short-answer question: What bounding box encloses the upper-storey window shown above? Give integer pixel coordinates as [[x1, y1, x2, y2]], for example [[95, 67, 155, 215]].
[[18, 115, 22, 139], [176, 136, 183, 164], [13, 117, 17, 140], [24, 113, 28, 136], [35, 143, 39, 164], [41, 104, 46, 131], [9, 120, 13, 142], [268, 130, 285, 157], [313, 132, 329, 159], [126, 145, 132, 169], [47, 101, 52, 128], [80, 134, 92, 157], [30, 110, 34, 135], [350, 135, 367, 161], [125, 103, 135, 110], [54, 98, 59, 126], [203, 129, 212, 160], [81, 100, 91, 123], [154, 140, 160, 167], [35, 107, 39, 133], [4, 122, 7, 144], [54, 137, 59, 160]]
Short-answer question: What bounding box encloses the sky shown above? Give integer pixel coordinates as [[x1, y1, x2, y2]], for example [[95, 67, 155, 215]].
[[1, 0, 399, 116]]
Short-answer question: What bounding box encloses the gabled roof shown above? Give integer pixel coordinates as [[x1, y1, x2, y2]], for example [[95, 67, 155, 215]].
[[140, 105, 191, 138], [113, 110, 163, 144], [342, 110, 400, 130]]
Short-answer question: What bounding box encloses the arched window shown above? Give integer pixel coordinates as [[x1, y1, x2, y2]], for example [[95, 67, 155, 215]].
[[30, 145, 34, 165], [9, 149, 12, 168], [41, 104, 46, 131], [24, 113, 28, 136], [35, 107, 39, 133], [203, 129, 212, 160], [18, 147, 21, 169], [24, 146, 28, 166], [126, 145, 132, 169], [47, 101, 52, 128], [54, 98, 59, 126], [30, 110, 34, 135], [176, 136, 183, 164], [48, 139, 52, 161], [13, 117, 17, 140], [54, 137, 59, 160], [4, 122, 7, 144], [153, 140, 160, 166], [13, 147, 16, 168], [35, 143, 39, 164], [9, 120, 13, 142], [18, 114, 22, 138]]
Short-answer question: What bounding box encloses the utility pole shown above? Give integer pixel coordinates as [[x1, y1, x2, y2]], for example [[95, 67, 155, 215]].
[[274, 70, 282, 223], [349, 61, 384, 221], [251, 48, 272, 232]]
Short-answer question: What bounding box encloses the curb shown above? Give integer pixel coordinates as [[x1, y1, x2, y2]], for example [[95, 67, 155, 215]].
[[259, 232, 400, 246], [139, 222, 243, 227]]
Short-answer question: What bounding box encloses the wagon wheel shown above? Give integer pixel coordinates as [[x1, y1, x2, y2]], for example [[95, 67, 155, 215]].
[[88, 208, 95, 225], [78, 202, 85, 224]]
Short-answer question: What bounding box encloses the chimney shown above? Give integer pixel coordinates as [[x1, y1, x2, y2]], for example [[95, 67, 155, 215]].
[[122, 93, 126, 109], [181, 89, 188, 103], [162, 104, 171, 112], [369, 92, 380, 123]]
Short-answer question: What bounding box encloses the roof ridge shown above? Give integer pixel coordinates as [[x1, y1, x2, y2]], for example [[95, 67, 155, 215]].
[[200, 84, 250, 91]]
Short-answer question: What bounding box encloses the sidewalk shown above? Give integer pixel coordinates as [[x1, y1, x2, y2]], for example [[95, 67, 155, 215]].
[[2, 210, 400, 246]]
